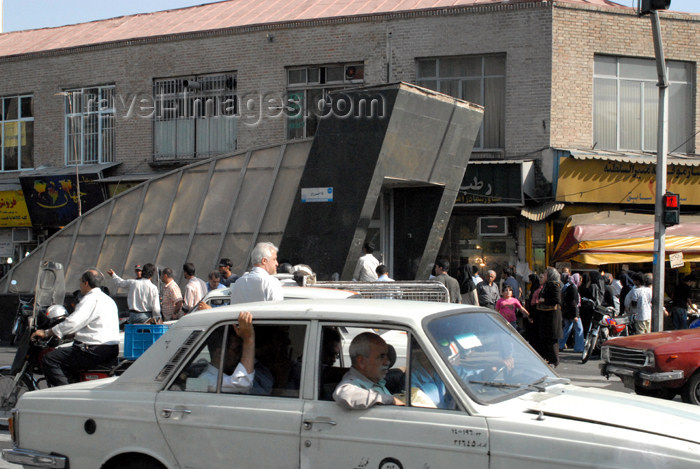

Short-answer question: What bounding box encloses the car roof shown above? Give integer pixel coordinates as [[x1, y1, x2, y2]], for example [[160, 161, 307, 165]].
[[178, 299, 479, 328], [202, 285, 358, 300]]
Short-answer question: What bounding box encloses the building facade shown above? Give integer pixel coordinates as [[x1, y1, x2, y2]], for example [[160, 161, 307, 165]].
[[0, 0, 697, 283]]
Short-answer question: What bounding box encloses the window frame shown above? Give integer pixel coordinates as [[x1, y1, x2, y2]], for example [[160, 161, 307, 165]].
[[416, 54, 506, 151], [167, 319, 308, 398], [286, 63, 365, 139], [62, 85, 115, 166], [593, 55, 693, 153], [1, 94, 34, 172], [152, 72, 238, 160]]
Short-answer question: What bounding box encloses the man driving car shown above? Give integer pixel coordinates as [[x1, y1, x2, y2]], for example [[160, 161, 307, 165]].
[[333, 332, 404, 409]]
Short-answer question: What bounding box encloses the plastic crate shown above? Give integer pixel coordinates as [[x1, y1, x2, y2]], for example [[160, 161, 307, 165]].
[[123, 324, 169, 360]]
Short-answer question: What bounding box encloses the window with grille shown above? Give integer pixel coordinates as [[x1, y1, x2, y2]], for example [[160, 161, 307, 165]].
[[286, 63, 364, 139], [416, 55, 505, 150], [62, 86, 115, 165], [153, 73, 237, 160], [1, 95, 34, 171], [593, 55, 693, 153]]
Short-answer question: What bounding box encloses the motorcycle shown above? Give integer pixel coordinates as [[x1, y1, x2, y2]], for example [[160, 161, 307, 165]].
[[0, 261, 129, 419], [581, 299, 632, 364]]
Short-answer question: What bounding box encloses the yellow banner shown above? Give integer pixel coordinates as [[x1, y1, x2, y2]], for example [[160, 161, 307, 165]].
[[556, 157, 700, 205], [0, 190, 31, 227]]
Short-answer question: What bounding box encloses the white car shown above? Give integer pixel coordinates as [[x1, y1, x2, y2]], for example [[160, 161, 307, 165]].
[[4, 300, 700, 469]]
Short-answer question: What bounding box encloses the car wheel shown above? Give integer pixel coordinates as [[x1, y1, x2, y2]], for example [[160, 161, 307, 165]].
[[634, 385, 676, 400], [107, 456, 164, 469], [681, 372, 700, 405]]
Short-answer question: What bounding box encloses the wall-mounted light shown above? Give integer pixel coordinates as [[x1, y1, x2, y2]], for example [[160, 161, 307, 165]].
[[266, 33, 274, 42]]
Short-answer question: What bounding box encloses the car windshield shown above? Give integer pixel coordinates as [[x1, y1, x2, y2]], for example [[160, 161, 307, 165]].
[[425, 311, 559, 404]]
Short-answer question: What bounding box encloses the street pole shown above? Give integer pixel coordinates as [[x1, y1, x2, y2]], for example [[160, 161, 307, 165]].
[[650, 10, 669, 332]]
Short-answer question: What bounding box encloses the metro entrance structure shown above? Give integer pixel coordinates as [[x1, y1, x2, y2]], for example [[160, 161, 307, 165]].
[[0, 84, 483, 295]]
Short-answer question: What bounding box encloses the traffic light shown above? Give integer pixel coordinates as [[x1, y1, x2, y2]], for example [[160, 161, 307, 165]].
[[640, 0, 671, 15], [662, 192, 680, 227]]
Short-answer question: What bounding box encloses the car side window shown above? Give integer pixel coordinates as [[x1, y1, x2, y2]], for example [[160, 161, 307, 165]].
[[169, 323, 305, 398], [317, 325, 408, 401]]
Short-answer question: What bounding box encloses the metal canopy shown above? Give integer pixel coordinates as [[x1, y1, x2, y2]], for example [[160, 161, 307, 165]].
[[1, 141, 312, 295]]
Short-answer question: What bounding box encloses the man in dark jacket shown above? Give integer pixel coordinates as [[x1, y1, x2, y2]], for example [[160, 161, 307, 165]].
[[434, 259, 461, 304]]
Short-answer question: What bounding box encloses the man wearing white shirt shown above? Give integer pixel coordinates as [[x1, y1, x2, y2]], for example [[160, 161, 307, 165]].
[[353, 242, 380, 281], [230, 242, 283, 304], [32, 269, 120, 386], [375, 265, 394, 282], [182, 262, 208, 314], [200, 311, 255, 393], [108, 263, 161, 324]]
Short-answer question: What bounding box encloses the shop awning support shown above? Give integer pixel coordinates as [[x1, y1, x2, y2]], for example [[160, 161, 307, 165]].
[[650, 9, 669, 332]]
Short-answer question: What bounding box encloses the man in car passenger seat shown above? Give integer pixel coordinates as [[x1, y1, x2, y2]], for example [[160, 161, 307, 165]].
[[333, 332, 405, 409], [200, 311, 255, 393]]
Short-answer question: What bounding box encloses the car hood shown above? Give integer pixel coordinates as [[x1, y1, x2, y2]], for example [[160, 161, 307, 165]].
[[604, 329, 700, 349], [523, 385, 700, 444]]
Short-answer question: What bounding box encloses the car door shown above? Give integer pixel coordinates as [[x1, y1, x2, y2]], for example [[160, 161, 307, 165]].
[[301, 324, 490, 469], [155, 322, 308, 469]]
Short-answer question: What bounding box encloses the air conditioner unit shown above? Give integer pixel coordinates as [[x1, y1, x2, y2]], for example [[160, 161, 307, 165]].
[[478, 217, 508, 237], [12, 228, 33, 243]]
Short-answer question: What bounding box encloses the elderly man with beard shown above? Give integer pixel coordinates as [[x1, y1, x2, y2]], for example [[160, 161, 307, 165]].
[[333, 332, 405, 409]]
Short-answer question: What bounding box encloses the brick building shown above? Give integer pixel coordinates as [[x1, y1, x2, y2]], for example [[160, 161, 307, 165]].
[[0, 0, 697, 281]]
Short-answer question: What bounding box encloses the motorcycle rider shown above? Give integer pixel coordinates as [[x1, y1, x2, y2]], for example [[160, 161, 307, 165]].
[[31, 268, 120, 387]]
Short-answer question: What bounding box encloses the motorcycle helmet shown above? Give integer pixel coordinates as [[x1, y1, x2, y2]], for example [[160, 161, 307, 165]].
[[46, 305, 68, 319]]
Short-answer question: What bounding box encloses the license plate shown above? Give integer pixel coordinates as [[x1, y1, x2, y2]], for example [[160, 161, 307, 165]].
[[622, 376, 635, 389]]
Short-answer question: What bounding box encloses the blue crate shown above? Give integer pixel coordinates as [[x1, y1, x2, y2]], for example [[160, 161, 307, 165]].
[[123, 324, 169, 360]]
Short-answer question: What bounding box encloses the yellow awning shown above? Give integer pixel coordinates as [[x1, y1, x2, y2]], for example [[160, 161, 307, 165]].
[[552, 211, 700, 265]]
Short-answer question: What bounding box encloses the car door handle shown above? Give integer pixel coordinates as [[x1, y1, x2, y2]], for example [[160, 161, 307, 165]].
[[303, 417, 337, 430], [161, 408, 192, 418]]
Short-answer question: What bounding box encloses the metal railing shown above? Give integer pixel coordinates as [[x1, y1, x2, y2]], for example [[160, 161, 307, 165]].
[[315, 280, 450, 303]]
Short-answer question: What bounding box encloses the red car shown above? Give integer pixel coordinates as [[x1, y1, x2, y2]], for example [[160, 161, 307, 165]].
[[600, 329, 700, 404]]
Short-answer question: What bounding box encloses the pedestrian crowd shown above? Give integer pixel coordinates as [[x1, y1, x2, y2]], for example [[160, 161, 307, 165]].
[[431, 259, 695, 368]]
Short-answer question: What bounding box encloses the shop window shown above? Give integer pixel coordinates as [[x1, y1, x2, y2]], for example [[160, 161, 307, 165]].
[[286, 63, 365, 139], [416, 55, 505, 150], [61, 86, 115, 165], [593, 55, 693, 153], [1, 95, 34, 171], [153, 73, 237, 160]]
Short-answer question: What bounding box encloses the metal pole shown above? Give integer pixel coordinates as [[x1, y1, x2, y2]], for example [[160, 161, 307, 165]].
[[56, 91, 82, 217], [650, 11, 669, 332]]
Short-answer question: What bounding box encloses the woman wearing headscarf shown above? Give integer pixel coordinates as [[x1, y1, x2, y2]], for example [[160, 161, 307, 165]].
[[460, 265, 479, 306], [525, 273, 542, 350], [559, 273, 583, 353], [537, 267, 563, 367]]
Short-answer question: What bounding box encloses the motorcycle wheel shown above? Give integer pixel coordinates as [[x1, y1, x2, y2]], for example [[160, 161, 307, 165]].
[[0, 368, 35, 417], [581, 329, 598, 364]]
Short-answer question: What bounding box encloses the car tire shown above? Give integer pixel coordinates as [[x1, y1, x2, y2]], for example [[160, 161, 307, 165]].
[[107, 456, 164, 469], [634, 385, 676, 400], [681, 372, 700, 405]]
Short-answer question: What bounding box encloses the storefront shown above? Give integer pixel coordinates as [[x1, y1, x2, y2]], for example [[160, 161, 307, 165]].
[[551, 149, 700, 288], [0, 184, 33, 277], [440, 160, 537, 280]]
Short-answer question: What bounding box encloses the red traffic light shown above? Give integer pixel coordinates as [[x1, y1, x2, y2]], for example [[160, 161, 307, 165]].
[[663, 193, 679, 208]]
